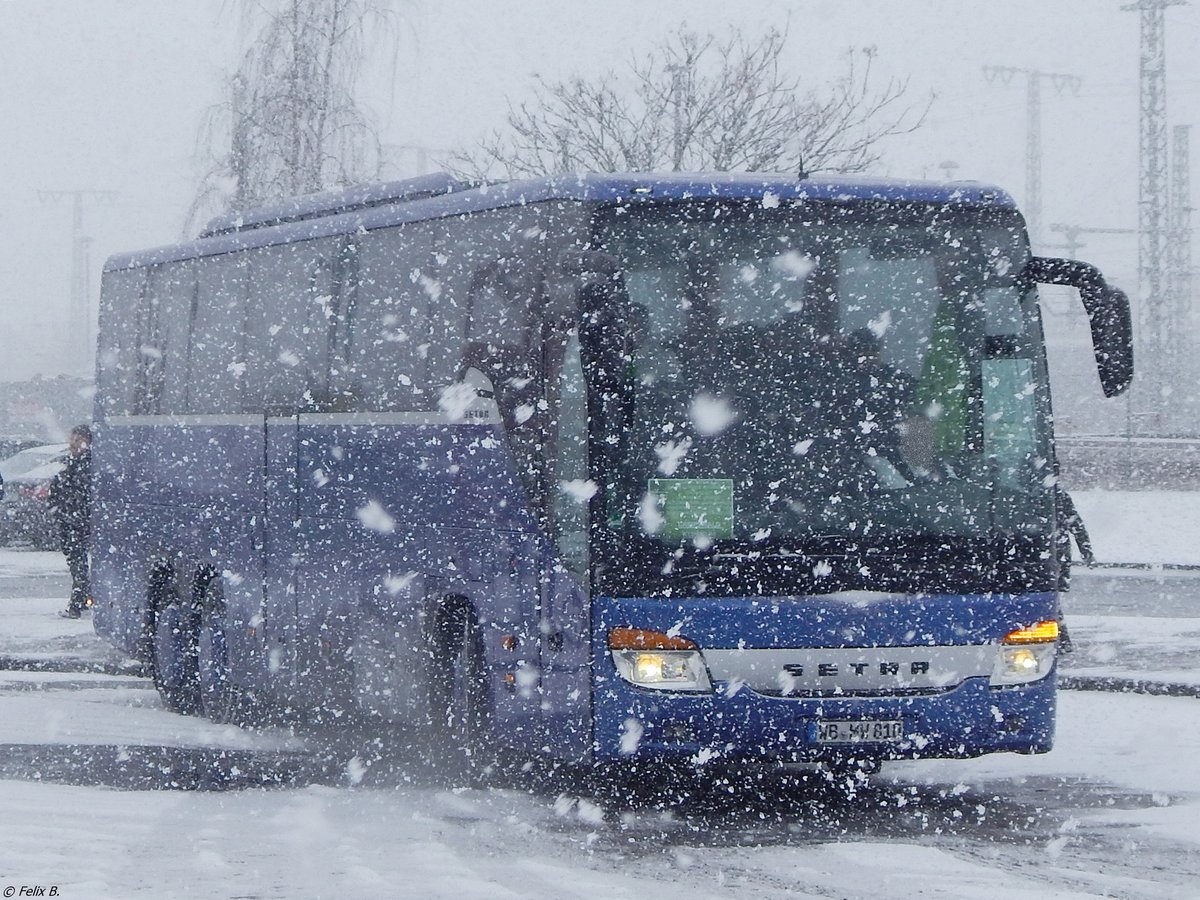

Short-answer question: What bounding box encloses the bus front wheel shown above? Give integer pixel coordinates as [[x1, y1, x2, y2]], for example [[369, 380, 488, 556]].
[[195, 570, 254, 725], [427, 599, 491, 780]]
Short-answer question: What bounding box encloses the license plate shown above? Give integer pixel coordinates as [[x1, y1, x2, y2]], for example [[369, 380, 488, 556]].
[[816, 719, 904, 743]]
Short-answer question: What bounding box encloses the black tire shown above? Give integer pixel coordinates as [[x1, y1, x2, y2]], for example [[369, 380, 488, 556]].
[[194, 570, 256, 725], [147, 567, 200, 715], [427, 600, 491, 780]]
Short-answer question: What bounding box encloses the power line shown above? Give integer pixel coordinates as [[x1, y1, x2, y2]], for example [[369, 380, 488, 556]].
[[1044, 224, 1137, 317]]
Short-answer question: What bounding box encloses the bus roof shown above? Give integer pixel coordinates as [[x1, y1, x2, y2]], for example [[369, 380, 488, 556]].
[[105, 172, 1018, 272]]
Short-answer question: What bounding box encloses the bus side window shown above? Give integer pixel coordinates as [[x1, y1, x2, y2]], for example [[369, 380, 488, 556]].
[[250, 240, 336, 414], [431, 209, 545, 401], [462, 258, 540, 407], [190, 252, 252, 415], [137, 261, 196, 415], [433, 206, 587, 522], [132, 272, 162, 415], [462, 256, 546, 514], [337, 223, 434, 412], [97, 267, 147, 418]]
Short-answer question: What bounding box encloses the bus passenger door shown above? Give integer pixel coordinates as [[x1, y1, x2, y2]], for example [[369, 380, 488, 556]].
[[252, 236, 342, 709]]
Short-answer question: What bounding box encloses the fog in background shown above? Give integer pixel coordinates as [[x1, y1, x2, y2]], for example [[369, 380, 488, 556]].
[[0, 0, 1194, 429]]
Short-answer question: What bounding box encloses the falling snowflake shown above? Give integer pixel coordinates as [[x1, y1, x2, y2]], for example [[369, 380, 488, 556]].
[[559, 479, 599, 503], [383, 572, 418, 594], [356, 501, 395, 533], [770, 250, 815, 281], [690, 394, 736, 436], [346, 756, 368, 785], [638, 492, 665, 535], [620, 717, 644, 755], [868, 310, 893, 338], [438, 382, 477, 421], [654, 438, 692, 475]]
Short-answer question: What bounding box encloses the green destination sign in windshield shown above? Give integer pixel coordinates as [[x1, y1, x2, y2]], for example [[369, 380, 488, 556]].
[[648, 478, 734, 541]]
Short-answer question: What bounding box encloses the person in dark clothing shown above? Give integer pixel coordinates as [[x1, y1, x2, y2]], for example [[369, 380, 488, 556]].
[[49, 424, 92, 618], [1059, 488, 1095, 565], [1054, 486, 1093, 655], [1055, 485, 1095, 592]]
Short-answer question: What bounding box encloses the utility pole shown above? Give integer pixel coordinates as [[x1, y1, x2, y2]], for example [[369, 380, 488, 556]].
[[1122, 0, 1185, 423], [1167, 124, 1195, 430], [37, 189, 119, 377], [668, 63, 685, 172], [983, 65, 1082, 247], [1167, 125, 1193, 357]]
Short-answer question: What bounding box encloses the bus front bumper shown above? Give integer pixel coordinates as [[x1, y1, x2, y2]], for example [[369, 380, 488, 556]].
[[592, 672, 1055, 765]]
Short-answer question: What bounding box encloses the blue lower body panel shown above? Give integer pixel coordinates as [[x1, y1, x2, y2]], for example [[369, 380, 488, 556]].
[[594, 673, 1054, 764]]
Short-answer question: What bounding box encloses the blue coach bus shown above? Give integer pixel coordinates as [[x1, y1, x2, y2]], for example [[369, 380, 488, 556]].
[[91, 171, 1131, 776]]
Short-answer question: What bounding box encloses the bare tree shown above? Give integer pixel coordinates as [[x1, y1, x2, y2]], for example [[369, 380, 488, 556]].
[[190, 0, 388, 229], [450, 27, 931, 180]]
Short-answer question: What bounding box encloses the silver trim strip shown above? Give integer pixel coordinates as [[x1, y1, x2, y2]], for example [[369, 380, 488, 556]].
[[105, 415, 264, 427], [105, 412, 502, 427], [704, 645, 997, 696], [296, 411, 501, 426]]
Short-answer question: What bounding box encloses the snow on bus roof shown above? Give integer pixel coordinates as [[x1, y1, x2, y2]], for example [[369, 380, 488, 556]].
[[103, 172, 1017, 273]]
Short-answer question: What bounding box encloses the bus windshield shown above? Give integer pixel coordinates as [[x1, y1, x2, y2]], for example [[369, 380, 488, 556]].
[[589, 201, 1055, 597]]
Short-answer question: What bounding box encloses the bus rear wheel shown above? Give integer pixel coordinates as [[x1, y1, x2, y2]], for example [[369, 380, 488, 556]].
[[427, 600, 491, 781], [148, 566, 200, 715], [194, 570, 254, 725]]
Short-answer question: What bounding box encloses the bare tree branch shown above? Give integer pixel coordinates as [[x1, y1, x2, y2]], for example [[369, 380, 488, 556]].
[[448, 25, 932, 181], [189, 0, 389, 232]]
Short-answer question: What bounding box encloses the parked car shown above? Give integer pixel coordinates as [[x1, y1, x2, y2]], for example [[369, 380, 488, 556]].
[[0, 438, 41, 462], [0, 443, 68, 547]]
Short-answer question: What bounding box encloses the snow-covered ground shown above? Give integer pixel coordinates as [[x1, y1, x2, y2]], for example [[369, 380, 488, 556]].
[[2, 623, 1198, 900], [2, 485, 1199, 900], [1073, 490, 1200, 567]]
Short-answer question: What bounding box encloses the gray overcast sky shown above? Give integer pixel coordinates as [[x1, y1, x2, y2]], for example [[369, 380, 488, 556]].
[[0, 0, 1195, 380]]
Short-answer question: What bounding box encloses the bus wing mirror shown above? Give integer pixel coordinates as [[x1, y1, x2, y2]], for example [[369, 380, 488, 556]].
[[1027, 256, 1134, 398], [1090, 285, 1134, 398]]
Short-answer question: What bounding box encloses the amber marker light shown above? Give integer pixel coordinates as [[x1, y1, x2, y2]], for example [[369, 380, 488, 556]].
[[607, 627, 697, 650], [1003, 620, 1060, 644]]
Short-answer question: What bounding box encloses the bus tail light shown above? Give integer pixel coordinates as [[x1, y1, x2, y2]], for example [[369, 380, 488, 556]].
[[608, 628, 712, 693], [990, 620, 1059, 687]]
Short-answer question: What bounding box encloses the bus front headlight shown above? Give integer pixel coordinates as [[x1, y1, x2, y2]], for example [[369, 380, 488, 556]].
[[990, 620, 1059, 686], [608, 627, 713, 693]]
